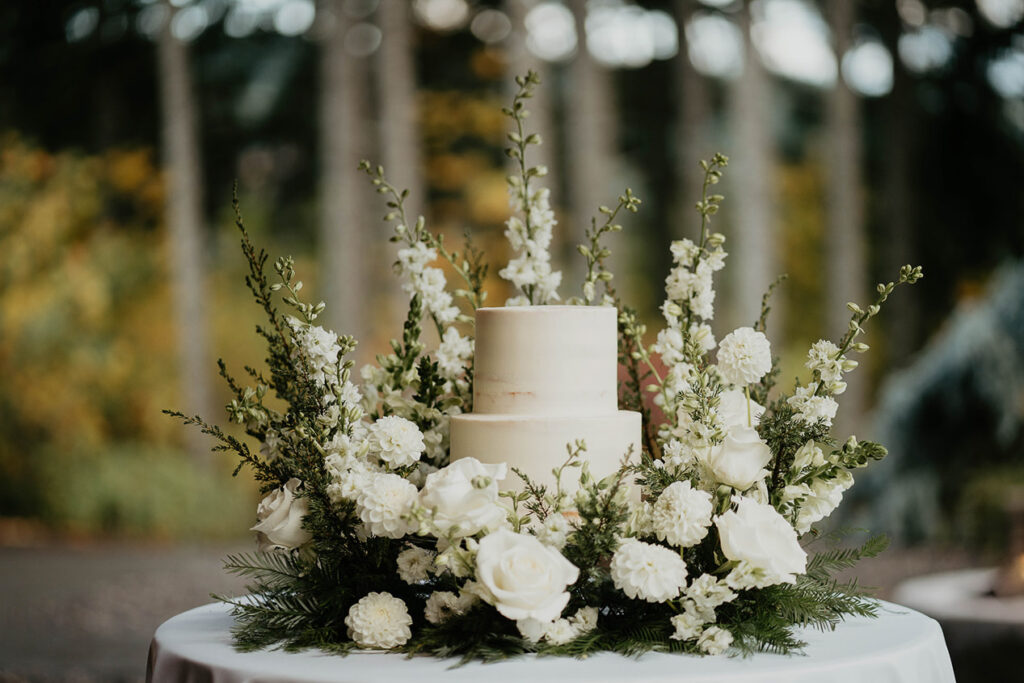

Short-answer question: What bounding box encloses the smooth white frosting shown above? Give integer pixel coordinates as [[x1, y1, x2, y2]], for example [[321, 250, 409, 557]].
[[449, 412, 641, 493], [450, 305, 641, 494], [472, 306, 618, 416]]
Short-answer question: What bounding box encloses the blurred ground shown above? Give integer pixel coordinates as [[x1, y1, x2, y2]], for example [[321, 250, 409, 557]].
[[0, 536, 979, 683], [0, 538, 248, 683]]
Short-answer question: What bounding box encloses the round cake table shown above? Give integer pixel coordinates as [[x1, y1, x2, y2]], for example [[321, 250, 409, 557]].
[[147, 600, 955, 683]]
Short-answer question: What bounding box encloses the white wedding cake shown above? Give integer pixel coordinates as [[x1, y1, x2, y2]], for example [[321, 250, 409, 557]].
[[449, 306, 641, 492]]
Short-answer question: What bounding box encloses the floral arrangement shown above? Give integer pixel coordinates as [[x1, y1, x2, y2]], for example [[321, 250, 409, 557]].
[[169, 72, 923, 661]]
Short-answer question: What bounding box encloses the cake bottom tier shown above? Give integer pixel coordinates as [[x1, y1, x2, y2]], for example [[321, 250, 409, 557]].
[[449, 411, 641, 493]]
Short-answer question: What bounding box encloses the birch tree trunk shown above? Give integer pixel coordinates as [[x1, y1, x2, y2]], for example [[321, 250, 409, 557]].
[[319, 0, 370, 349], [825, 0, 868, 435], [157, 2, 213, 465], [727, 1, 777, 329], [672, 0, 712, 239], [378, 0, 424, 225], [566, 0, 618, 295]]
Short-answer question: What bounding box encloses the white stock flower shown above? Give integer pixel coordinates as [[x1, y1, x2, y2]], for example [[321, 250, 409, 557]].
[[474, 529, 579, 622], [652, 328, 687, 366], [715, 497, 807, 584], [345, 592, 413, 649], [251, 478, 312, 551], [325, 453, 376, 503], [652, 481, 713, 548], [419, 457, 508, 537], [704, 425, 772, 491], [794, 473, 853, 533], [670, 611, 704, 641], [716, 327, 772, 386], [788, 385, 839, 427], [716, 389, 765, 429], [806, 339, 843, 384], [685, 573, 737, 616], [610, 539, 688, 603], [368, 415, 425, 468], [436, 327, 474, 379], [535, 513, 574, 550], [396, 545, 436, 584], [290, 319, 342, 387], [355, 472, 418, 539], [697, 626, 733, 655], [423, 590, 476, 624]]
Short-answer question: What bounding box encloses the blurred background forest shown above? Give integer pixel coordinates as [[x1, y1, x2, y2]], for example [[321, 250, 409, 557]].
[[0, 0, 1022, 549]]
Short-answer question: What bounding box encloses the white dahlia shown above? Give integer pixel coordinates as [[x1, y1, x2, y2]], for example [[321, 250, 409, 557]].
[[610, 539, 688, 603], [716, 327, 772, 387], [355, 472, 417, 539], [368, 415, 425, 468], [651, 481, 713, 548], [396, 545, 436, 584], [345, 592, 413, 649]]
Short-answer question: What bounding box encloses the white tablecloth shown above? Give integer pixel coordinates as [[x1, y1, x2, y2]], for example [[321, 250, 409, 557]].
[[147, 600, 955, 683]]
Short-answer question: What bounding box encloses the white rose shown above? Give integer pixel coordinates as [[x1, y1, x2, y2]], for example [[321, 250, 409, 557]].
[[716, 389, 765, 429], [474, 528, 579, 622], [251, 478, 312, 551], [705, 425, 772, 490], [368, 415, 425, 468], [716, 327, 772, 386], [715, 497, 807, 584], [419, 457, 508, 537]]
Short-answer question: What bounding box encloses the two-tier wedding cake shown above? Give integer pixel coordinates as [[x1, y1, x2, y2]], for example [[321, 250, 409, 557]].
[[449, 305, 641, 492]]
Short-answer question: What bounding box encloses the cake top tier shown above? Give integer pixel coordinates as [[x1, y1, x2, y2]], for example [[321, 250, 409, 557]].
[[472, 306, 619, 416]]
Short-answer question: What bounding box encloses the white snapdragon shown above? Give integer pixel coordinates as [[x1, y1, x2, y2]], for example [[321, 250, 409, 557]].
[[652, 328, 687, 366], [716, 327, 772, 387], [355, 472, 418, 539], [345, 592, 413, 649], [610, 539, 688, 603], [806, 340, 844, 384], [396, 545, 436, 584], [793, 471, 854, 533], [423, 590, 476, 625], [368, 415, 425, 468], [651, 481, 713, 548]]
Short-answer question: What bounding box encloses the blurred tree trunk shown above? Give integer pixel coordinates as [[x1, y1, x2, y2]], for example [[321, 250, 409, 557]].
[[671, 0, 712, 239], [157, 3, 213, 465], [566, 0, 618, 297], [377, 0, 422, 346], [879, 2, 917, 367], [319, 0, 370, 348], [825, 0, 867, 435], [378, 0, 423, 225], [727, 1, 777, 329]]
